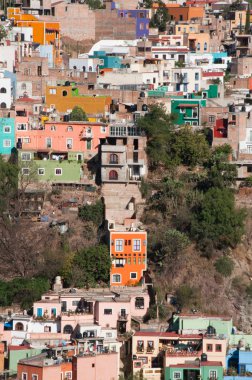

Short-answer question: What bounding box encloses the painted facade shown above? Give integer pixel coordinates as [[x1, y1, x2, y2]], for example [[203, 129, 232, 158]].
[[171, 98, 206, 126], [0, 117, 15, 156]]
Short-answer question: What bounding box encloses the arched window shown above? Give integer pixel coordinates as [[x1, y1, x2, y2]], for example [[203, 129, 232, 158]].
[[0, 102, 6, 109], [73, 65, 77, 69], [0, 87, 6, 93], [21, 83, 26, 90], [62, 90, 67, 97], [63, 325, 73, 334], [15, 322, 24, 331], [109, 170, 118, 180], [110, 153, 118, 164]]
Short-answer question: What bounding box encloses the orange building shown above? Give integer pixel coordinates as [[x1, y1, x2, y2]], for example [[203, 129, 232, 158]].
[[7, 8, 61, 67], [110, 228, 147, 286], [46, 85, 112, 119], [166, 4, 205, 22]]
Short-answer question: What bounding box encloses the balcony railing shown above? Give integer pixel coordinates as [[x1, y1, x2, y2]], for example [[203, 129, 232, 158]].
[[81, 130, 93, 139]]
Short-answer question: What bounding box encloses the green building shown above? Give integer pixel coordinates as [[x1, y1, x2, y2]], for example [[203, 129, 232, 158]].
[[9, 347, 43, 372], [19, 151, 84, 184], [165, 361, 223, 380], [171, 98, 206, 126], [171, 314, 233, 337]]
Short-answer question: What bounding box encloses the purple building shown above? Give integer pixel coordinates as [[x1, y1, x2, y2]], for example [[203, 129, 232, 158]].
[[111, 3, 150, 38]]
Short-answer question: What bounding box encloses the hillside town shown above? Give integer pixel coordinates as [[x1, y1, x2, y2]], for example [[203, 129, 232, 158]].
[[1, 0, 252, 379]]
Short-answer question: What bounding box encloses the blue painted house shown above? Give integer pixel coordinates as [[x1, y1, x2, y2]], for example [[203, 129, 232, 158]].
[[90, 51, 122, 70], [0, 117, 15, 156]]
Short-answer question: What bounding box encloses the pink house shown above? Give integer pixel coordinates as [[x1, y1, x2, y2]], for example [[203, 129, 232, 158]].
[[72, 352, 119, 380], [16, 121, 108, 159]]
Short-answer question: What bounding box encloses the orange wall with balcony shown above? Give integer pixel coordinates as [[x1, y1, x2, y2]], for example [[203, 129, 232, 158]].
[[110, 231, 147, 286], [16, 121, 108, 156]]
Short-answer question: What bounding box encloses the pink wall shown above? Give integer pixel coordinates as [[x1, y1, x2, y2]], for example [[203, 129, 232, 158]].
[[94, 301, 131, 330], [61, 314, 94, 333], [73, 352, 118, 380], [129, 294, 149, 317], [16, 122, 108, 155], [202, 337, 227, 367], [33, 301, 61, 318]]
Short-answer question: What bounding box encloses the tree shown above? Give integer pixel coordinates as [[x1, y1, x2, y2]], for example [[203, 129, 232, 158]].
[[175, 284, 200, 309], [191, 187, 245, 249], [149, 1, 169, 32], [172, 127, 210, 167], [155, 229, 189, 263], [70, 106, 88, 121], [78, 200, 104, 226], [137, 104, 176, 168], [0, 156, 18, 213], [0, 26, 7, 42], [85, 0, 104, 9], [245, 5, 251, 34], [65, 245, 111, 288]]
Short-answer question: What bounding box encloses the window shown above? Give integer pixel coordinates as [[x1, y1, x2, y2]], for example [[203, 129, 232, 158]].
[[63, 325, 73, 334], [67, 126, 73, 132], [174, 372, 182, 379], [23, 137, 31, 144], [51, 125, 56, 131], [65, 372, 72, 379], [209, 115, 215, 123], [22, 373, 28, 380], [55, 168, 62, 176], [3, 139, 11, 147], [140, 22, 145, 31], [197, 42, 200, 51], [72, 300, 79, 306], [3, 126, 11, 133], [21, 152, 31, 161], [209, 371, 217, 379], [46, 137, 52, 148], [110, 154, 118, 164], [17, 123, 27, 130], [215, 344, 222, 352], [147, 341, 154, 351], [15, 322, 24, 331], [37, 308, 43, 317], [106, 332, 112, 337], [137, 340, 144, 352], [207, 344, 213, 351], [44, 326, 51, 332], [0, 87, 6, 93], [114, 258, 126, 267], [86, 140, 92, 150], [135, 297, 144, 309], [101, 126, 106, 133], [104, 309, 112, 315], [204, 42, 207, 51], [115, 239, 123, 251], [49, 88, 56, 94], [195, 72, 199, 81], [0, 102, 6, 109], [62, 90, 68, 96], [195, 84, 199, 92], [67, 138, 73, 149], [109, 170, 118, 180], [112, 274, 121, 283], [22, 168, 30, 176], [133, 239, 141, 251], [130, 272, 137, 279], [180, 108, 186, 114]]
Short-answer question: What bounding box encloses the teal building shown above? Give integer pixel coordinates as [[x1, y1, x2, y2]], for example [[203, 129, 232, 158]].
[[0, 117, 15, 156], [165, 362, 223, 380]]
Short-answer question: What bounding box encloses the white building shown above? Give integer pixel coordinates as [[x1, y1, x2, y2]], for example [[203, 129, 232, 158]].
[[0, 74, 13, 109]]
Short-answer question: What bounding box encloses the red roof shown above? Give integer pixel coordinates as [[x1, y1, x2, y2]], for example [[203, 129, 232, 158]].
[[170, 361, 222, 368], [178, 103, 198, 108], [9, 345, 31, 351], [134, 332, 202, 338], [202, 72, 224, 77]]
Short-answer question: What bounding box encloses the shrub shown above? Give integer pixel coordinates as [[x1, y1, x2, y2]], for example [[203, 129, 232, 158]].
[[78, 200, 104, 226], [175, 284, 200, 309], [214, 256, 234, 277]]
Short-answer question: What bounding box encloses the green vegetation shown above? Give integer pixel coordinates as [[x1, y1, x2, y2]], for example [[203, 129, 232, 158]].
[[0, 156, 18, 213], [70, 106, 88, 121], [0, 277, 50, 309], [0, 26, 7, 42], [143, 0, 169, 32], [214, 256, 235, 277], [175, 285, 200, 309], [63, 245, 111, 288], [85, 0, 104, 9], [78, 200, 104, 226]]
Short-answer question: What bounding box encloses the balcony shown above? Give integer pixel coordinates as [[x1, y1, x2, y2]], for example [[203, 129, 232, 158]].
[[118, 313, 128, 321], [80, 130, 93, 139], [109, 125, 145, 137]]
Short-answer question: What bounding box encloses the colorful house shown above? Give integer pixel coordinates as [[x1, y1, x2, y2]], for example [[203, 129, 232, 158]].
[[109, 227, 147, 286], [165, 361, 224, 380], [171, 98, 206, 126], [7, 8, 61, 67], [45, 85, 112, 119], [0, 117, 15, 157], [89, 51, 122, 71]]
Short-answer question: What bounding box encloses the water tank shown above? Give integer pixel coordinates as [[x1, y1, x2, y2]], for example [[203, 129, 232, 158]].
[[201, 353, 207, 362], [142, 104, 148, 112], [140, 91, 145, 98], [207, 325, 216, 335]]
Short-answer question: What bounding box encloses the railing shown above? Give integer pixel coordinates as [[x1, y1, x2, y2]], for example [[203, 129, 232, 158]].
[[81, 131, 93, 139]]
